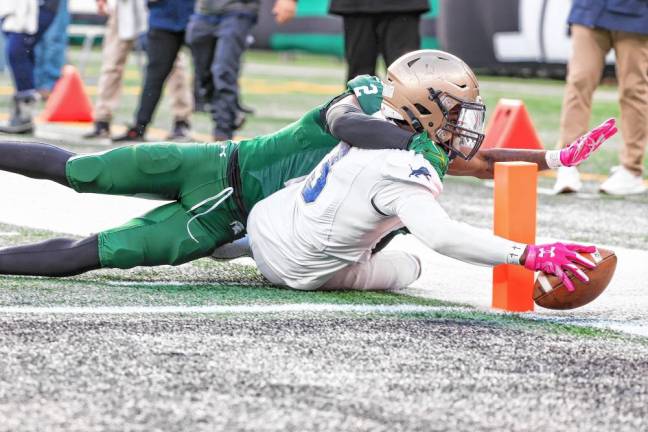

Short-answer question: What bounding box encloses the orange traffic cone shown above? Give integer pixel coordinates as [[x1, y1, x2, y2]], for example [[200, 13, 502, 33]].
[[40, 65, 94, 123], [482, 99, 543, 150]]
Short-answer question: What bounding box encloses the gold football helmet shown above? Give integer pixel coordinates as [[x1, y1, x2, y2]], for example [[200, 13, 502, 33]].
[[382, 50, 486, 160]]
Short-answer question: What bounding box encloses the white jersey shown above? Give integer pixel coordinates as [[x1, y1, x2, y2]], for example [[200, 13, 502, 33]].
[[247, 144, 443, 290], [248, 141, 526, 290]]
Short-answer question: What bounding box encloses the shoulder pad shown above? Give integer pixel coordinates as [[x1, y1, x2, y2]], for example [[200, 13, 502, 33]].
[[380, 151, 443, 196]]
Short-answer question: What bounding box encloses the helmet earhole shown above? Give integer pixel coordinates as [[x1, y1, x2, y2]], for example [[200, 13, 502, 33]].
[[428, 122, 434, 127]]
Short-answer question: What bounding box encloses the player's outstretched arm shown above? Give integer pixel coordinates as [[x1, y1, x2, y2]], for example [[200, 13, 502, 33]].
[[373, 183, 596, 285], [448, 118, 617, 179]]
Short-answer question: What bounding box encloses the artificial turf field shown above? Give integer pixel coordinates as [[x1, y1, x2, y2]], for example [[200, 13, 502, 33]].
[[1, 49, 648, 430], [1, 223, 648, 431]]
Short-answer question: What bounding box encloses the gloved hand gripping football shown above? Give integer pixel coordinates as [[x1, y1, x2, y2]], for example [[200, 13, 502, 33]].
[[523, 242, 597, 292]]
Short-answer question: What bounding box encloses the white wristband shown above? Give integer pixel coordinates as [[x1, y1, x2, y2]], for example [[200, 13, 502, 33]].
[[505, 242, 527, 265], [545, 150, 563, 169]]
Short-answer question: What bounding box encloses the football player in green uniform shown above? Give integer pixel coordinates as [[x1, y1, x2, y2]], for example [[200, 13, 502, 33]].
[[0, 75, 427, 276]]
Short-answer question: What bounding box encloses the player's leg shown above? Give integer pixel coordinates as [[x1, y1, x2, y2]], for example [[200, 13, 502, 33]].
[[0, 235, 100, 277], [320, 250, 421, 291], [0, 140, 75, 186], [98, 201, 234, 269], [66, 141, 230, 200]]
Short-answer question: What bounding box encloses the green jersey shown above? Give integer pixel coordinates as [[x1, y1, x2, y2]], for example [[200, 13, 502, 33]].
[[237, 103, 339, 215]]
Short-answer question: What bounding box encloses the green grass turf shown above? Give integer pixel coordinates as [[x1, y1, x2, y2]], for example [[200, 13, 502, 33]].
[[1, 222, 642, 343]]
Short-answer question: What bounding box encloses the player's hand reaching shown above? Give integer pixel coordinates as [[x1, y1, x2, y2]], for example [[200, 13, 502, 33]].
[[552, 118, 617, 168], [522, 242, 597, 292]]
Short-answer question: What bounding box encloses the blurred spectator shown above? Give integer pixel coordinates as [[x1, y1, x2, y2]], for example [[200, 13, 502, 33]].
[[34, 0, 70, 100], [114, 0, 195, 142], [553, 0, 648, 196], [0, 1, 60, 134], [272, 0, 296, 25], [0, 32, 5, 72], [329, 0, 429, 81], [187, 0, 296, 140], [85, 0, 192, 142]]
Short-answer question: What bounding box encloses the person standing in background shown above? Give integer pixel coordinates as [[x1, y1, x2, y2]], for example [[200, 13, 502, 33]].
[[553, 0, 648, 196], [187, 0, 296, 140], [85, 0, 193, 142], [328, 0, 429, 81], [113, 0, 195, 143], [0, 0, 60, 134], [34, 0, 69, 100], [0, 32, 5, 72]]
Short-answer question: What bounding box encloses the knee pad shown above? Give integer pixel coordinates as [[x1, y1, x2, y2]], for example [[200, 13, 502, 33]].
[[134, 143, 183, 175], [99, 236, 147, 269], [66, 155, 113, 193]]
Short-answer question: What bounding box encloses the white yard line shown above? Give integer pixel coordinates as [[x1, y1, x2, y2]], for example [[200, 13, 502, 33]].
[[0, 303, 468, 315]]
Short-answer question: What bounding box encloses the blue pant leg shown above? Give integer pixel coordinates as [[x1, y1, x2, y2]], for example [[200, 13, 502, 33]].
[[0, 33, 5, 71], [35, 0, 70, 91], [6, 7, 57, 93], [210, 14, 254, 137]]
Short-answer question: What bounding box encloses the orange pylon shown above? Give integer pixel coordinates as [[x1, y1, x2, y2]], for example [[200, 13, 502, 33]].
[[483, 99, 543, 150], [40, 65, 94, 123], [492, 162, 537, 312]]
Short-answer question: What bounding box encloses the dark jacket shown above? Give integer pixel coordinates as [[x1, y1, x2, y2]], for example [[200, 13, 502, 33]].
[[148, 0, 196, 32], [569, 0, 648, 35], [329, 0, 430, 15]]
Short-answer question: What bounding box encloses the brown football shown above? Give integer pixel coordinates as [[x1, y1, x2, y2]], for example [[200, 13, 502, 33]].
[[533, 247, 617, 310]]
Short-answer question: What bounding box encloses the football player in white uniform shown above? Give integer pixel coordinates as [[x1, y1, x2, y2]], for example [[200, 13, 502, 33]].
[[244, 50, 616, 292]]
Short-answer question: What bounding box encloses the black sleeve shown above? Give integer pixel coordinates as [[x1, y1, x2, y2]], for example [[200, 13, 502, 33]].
[[325, 102, 415, 150]]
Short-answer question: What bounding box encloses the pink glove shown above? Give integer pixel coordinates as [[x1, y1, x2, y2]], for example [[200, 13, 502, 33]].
[[523, 242, 597, 292], [560, 118, 617, 167]]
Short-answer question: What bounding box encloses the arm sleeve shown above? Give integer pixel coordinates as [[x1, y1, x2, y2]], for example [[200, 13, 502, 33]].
[[372, 182, 526, 266], [325, 97, 415, 150]]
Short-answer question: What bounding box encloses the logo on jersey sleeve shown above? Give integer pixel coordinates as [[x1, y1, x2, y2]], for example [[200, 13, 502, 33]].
[[381, 152, 443, 197], [409, 165, 432, 181]]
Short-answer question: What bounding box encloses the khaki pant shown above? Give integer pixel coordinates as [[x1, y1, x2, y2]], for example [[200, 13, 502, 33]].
[[558, 24, 648, 175], [94, 10, 192, 123]]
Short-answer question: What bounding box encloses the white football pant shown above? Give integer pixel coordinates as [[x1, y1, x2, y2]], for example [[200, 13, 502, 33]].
[[320, 250, 421, 291]]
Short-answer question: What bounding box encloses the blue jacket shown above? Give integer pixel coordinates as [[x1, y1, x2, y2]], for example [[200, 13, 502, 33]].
[[569, 0, 648, 35], [148, 0, 196, 32]]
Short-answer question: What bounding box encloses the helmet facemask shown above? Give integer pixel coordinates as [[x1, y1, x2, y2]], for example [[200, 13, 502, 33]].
[[430, 90, 486, 160]]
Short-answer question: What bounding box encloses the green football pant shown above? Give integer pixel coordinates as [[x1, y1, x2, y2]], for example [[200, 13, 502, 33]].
[[65, 142, 243, 269]]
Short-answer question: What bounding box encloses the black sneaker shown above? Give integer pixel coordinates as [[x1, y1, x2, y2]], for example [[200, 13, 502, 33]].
[[113, 124, 147, 142], [83, 121, 111, 139], [167, 120, 192, 142]]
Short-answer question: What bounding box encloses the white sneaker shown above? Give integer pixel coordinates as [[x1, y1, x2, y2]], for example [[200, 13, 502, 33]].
[[553, 166, 582, 194], [599, 166, 646, 195]]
